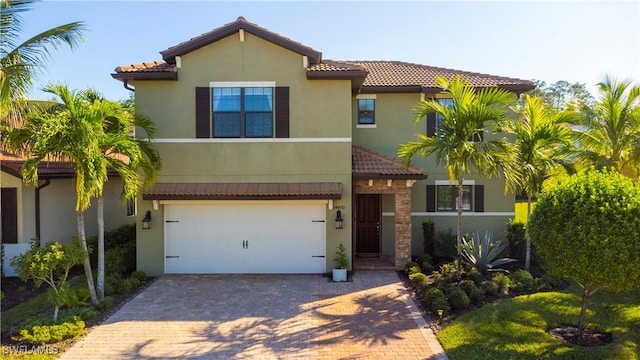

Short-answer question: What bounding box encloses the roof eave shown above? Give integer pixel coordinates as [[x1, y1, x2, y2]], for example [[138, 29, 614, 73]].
[[306, 70, 368, 93], [160, 21, 322, 65], [353, 173, 428, 180], [111, 72, 178, 83]]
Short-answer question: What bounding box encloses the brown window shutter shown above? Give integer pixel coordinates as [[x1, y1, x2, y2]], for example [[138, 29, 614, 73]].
[[275, 86, 289, 138], [426, 185, 436, 212], [475, 185, 485, 212], [1, 188, 18, 243], [195, 87, 210, 138], [426, 113, 436, 137]]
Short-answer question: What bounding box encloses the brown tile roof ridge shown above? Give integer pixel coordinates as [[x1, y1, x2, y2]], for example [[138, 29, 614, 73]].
[[352, 145, 427, 179], [160, 16, 322, 64]]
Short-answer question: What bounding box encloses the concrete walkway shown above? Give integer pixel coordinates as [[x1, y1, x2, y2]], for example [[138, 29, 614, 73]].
[[61, 271, 447, 359]]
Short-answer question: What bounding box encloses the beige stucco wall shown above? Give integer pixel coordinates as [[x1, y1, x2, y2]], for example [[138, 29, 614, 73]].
[[352, 92, 516, 256], [39, 178, 133, 244], [132, 31, 353, 276], [1, 171, 132, 245]]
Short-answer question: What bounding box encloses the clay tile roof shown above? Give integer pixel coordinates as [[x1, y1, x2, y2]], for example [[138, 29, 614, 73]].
[[160, 16, 322, 65], [114, 60, 175, 74], [142, 182, 342, 200], [352, 146, 427, 180], [337, 60, 534, 93]]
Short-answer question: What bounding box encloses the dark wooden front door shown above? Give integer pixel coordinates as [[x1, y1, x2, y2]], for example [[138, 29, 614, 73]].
[[356, 194, 380, 255], [1, 188, 18, 243]]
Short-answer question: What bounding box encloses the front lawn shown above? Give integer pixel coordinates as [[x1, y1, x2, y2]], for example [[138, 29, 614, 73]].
[[438, 284, 640, 359]]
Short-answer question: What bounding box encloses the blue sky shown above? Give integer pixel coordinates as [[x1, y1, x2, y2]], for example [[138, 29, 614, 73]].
[[19, 1, 640, 101]]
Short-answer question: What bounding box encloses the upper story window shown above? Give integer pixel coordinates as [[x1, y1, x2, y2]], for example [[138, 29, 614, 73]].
[[357, 98, 375, 125], [436, 98, 453, 133], [436, 185, 472, 211], [212, 86, 273, 138]]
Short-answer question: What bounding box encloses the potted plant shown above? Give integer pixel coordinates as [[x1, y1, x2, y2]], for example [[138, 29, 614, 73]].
[[332, 243, 349, 282]]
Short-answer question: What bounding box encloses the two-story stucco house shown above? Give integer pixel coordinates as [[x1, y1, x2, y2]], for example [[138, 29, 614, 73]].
[[111, 17, 534, 276]]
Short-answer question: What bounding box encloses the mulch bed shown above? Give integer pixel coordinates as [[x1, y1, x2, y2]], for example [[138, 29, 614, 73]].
[[548, 325, 613, 346], [1, 276, 47, 311]]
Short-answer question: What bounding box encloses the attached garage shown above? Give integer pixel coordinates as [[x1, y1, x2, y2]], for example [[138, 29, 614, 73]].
[[163, 201, 327, 274], [142, 182, 343, 275]]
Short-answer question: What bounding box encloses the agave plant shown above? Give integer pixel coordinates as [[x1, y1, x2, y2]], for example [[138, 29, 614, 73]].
[[461, 231, 517, 273]]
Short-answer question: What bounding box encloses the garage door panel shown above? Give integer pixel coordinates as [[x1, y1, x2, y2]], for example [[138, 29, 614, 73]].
[[164, 202, 326, 274]]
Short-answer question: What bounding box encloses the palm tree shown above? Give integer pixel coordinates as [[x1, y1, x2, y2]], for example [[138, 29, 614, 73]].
[[501, 94, 576, 269], [0, 0, 85, 117], [399, 75, 517, 280], [92, 93, 161, 300], [573, 76, 640, 178], [3, 84, 110, 305]]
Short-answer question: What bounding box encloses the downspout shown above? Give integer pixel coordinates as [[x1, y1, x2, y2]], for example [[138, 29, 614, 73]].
[[123, 80, 135, 92], [35, 179, 51, 242]]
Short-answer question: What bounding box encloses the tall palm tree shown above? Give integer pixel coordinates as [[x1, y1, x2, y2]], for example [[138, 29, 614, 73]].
[[501, 94, 576, 269], [573, 76, 640, 178], [3, 84, 110, 305], [91, 93, 161, 300], [399, 75, 517, 280], [0, 0, 85, 117]]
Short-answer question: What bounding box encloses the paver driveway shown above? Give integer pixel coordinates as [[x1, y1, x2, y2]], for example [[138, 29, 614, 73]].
[[61, 271, 446, 359]]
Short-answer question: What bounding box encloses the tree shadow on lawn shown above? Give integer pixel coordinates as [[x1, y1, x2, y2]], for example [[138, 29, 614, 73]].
[[441, 287, 639, 360], [122, 284, 426, 359]]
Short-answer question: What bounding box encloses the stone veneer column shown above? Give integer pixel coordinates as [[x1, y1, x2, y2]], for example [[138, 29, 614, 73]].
[[394, 188, 412, 270]]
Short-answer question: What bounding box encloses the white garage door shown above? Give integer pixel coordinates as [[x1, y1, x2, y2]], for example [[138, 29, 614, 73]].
[[164, 201, 327, 274]]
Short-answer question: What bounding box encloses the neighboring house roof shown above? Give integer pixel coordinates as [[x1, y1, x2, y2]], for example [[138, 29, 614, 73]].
[[352, 146, 427, 180], [112, 18, 534, 94], [142, 182, 343, 200], [1, 154, 119, 179]]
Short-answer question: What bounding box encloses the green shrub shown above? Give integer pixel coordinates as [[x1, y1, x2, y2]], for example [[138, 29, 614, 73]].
[[505, 220, 527, 262], [59, 286, 91, 309], [434, 229, 457, 260], [480, 280, 499, 296], [417, 254, 434, 274], [457, 280, 478, 296], [433, 262, 458, 287], [469, 287, 485, 304], [87, 223, 136, 273], [509, 269, 537, 293], [105, 274, 123, 295], [62, 306, 97, 321], [126, 276, 141, 289], [131, 270, 147, 282], [17, 317, 85, 345], [424, 287, 450, 314], [120, 278, 135, 293], [539, 274, 568, 291], [446, 286, 470, 311], [404, 261, 420, 274], [422, 220, 435, 256], [105, 246, 136, 277], [465, 266, 484, 285], [492, 273, 512, 295], [97, 296, 114, 310], [409, 272, 428, 288]]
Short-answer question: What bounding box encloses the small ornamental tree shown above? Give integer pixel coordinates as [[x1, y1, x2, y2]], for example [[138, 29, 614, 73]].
[[529, 170, 640, 339], [10, 238, 87, 321]]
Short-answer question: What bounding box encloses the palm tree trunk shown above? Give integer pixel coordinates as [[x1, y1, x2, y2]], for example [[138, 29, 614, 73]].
[[97, 195, 104, 301], [525, 194, 532, 270], [77, 210, 98, 305], [456, 183, 463, 281]]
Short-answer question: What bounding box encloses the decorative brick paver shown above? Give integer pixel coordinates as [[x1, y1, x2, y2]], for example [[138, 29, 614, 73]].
[[61, 271, 447, 359]]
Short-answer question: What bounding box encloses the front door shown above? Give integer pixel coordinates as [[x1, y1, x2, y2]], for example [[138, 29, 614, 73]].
[[356, 194, 380, 255]]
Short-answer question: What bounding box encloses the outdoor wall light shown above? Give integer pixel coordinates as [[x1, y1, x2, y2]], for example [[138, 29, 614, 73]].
[[335, 210, 344, 229], [142, 210, 152, 230]]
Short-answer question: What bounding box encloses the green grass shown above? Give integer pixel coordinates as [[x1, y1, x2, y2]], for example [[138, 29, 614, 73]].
[[514, 201, 534, 223], [438, 284, 640, 359]]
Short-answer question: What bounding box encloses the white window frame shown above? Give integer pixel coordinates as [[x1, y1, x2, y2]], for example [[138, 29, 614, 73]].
[[356, 94, 377, 128]]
